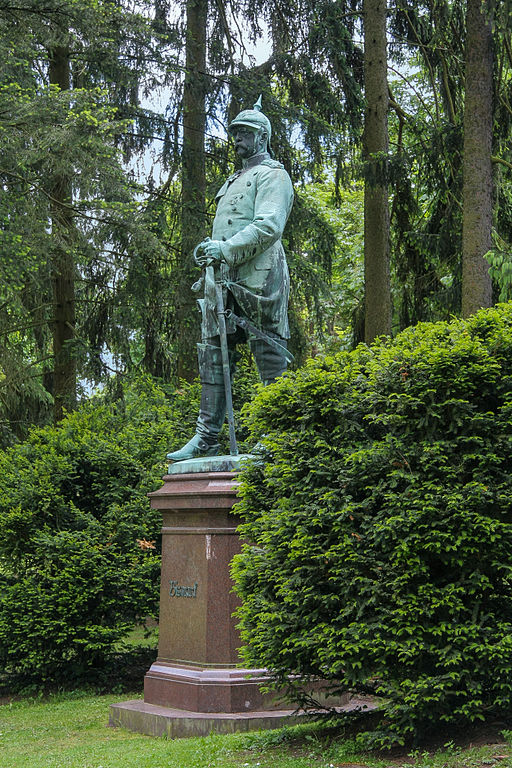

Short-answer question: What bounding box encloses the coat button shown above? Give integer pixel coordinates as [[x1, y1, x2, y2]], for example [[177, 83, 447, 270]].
[[222, 236, 226, 241], [227, 219, 232, 225], [246, 181, 252, 186]]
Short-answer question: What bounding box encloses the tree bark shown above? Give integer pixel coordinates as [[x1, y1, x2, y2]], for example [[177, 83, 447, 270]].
[[176, 0, 207, 381], [49, 45, 76, 422], [461, 0, 493, 317], [363, 0, 392, 343]]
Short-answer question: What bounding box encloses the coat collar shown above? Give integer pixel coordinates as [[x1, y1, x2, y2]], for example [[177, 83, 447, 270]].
[[226, 152, 271, 184], [243, 152, 270, 169]]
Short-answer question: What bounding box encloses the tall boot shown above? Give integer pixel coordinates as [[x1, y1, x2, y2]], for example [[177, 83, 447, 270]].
[[167, 342, 226, 461], [250, 336, 288, 385], [249, 336, 288, 456]]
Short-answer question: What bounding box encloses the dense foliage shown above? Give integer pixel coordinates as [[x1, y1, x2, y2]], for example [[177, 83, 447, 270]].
[[0, 375, 199, 689], [233, 303, 512, 747], [1, 0, 510, 438]]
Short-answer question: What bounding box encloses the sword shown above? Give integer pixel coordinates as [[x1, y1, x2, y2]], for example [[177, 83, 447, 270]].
[[194, 243, 238, 456]]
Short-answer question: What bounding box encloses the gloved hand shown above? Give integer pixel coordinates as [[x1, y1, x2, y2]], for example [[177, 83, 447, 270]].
[[194, 237, 223, 266]]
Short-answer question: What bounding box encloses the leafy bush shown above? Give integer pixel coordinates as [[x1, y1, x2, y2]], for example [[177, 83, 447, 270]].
[[232, 304, 512, 747], [0, 374, 200, 689]]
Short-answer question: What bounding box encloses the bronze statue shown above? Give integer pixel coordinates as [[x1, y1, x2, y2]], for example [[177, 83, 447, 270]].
[[167, 97, 294, 462]]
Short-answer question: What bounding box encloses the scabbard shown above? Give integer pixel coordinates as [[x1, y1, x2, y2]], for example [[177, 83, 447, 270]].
[[225, 309, 294, 364], [206, 264, 238, 456]]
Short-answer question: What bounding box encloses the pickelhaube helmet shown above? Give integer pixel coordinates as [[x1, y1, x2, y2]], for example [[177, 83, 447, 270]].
[[228, 95, 272, 148]]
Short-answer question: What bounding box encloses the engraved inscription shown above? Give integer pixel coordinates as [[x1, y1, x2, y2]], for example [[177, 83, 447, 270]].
[[169, 580, 198, 598]]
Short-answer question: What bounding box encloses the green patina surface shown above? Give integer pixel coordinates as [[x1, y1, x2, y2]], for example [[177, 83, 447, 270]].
[[167, 453, 257, 475]]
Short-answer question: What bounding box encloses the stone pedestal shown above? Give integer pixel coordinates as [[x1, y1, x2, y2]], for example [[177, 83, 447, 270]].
[[110, 459, 319, 737], [143, 468, 275, 714]]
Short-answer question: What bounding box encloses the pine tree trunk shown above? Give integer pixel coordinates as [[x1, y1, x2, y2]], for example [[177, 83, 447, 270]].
[[363, 0, 392, 343], [49, 46, 76, 422], [176, 0, 207, 381], [461, 0, 493, 317]]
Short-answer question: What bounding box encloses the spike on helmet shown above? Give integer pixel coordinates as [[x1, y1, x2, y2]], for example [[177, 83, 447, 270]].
[[228, 95, 272, 152]]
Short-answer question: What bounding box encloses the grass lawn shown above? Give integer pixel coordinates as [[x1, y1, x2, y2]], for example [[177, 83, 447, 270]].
[[117, 623, 158, 649], [1, 692, 512, 768]]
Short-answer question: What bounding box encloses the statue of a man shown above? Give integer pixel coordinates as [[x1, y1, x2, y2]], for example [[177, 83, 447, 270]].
[[167, 98, 294, 461]]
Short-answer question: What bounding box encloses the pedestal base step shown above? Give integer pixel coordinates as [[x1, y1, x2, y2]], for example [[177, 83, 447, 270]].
[[109, 696, 376, 739], [109, 699, 303, 738]]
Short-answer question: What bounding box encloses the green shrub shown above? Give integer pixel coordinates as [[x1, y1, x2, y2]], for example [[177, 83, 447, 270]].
[[0, 374, 200, 688], [0, 530, 157, 685], [232, 304, 512, 747]]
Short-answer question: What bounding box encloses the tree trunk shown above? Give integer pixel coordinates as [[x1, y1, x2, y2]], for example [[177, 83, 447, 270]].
[[49, 46, 76, 422], [176, 0, 207, 381], [461, 0, 493, 317], [363, 0, 392, 343]]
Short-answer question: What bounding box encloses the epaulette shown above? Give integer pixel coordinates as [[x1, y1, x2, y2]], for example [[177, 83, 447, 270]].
[[260, 159, 285, 169]]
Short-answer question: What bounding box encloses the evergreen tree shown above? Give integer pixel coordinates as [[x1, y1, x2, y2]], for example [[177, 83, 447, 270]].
[[0, 0, 176, 434], [363, 0, 392, 342], [177, 0, 208, 381], [388, 0, 466, 328], [48, 43, 76, 422], [461, 0, 493, 316]]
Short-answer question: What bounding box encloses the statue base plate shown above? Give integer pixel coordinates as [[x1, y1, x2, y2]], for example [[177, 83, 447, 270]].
[[168, 453, 257, 475]]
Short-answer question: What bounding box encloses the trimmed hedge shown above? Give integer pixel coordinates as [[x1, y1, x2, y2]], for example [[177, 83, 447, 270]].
[[0, 374, 199, 688], [232, 304, 512, 747]]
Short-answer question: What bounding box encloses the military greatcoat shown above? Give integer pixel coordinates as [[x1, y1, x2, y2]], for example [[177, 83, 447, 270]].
[[202, 153, 293, 340]]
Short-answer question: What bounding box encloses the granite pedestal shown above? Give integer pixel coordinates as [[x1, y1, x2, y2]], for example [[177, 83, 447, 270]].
[[110, 456, 338, 737]]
